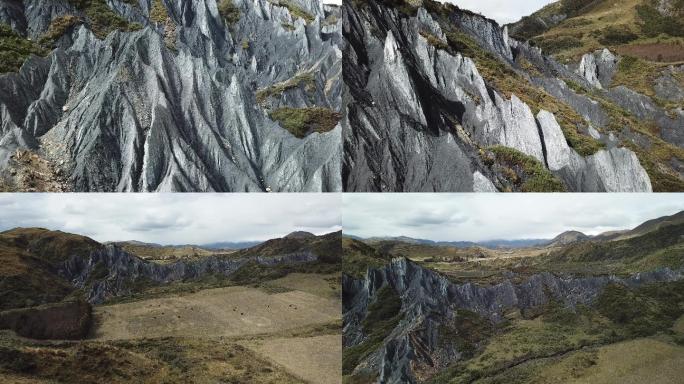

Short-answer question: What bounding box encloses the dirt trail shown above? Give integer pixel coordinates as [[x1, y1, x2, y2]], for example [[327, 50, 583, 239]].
[[93, 285, 340, 340]]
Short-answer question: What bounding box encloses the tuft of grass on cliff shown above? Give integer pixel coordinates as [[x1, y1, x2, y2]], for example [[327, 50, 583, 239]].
[[482, 146, 566, 192], [269, 107, 341, 138], [0, 24, 47, 73]]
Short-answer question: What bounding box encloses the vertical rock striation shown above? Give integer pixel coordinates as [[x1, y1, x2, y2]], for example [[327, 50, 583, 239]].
[[0, 0, 342, 191]]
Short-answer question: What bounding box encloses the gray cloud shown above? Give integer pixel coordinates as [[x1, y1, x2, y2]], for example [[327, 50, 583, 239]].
[[0, 194, 341, 244], [343, 194, 684, 241]]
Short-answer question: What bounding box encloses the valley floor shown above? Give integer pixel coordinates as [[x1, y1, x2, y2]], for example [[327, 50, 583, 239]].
[[1, 274, 342, 384]]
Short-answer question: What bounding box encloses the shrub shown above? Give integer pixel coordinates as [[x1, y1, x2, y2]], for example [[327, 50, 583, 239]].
[[636, 4, 684, 37], [280, 0, 315, 24], [67, 0, 139, 38], [39, 15, 82, 46], [218, 0, 241, 26], [597, 25, 638, 45], [532, 35, 582, 54], [487, 146, 566, 192], [149, 0, 169, 24], [269, 107, 341, 138], [419, 30, 448, 50], [256, 72, 315, 104], [0, 23, 47, 73], [343, 286, 402, 375]]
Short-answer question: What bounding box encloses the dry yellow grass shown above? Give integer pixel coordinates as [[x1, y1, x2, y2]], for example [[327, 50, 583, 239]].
[[264, 272, 341, 299], [93, 285, 340, 340], [537, 338, 684, 384], [246, 335, 342, 384]]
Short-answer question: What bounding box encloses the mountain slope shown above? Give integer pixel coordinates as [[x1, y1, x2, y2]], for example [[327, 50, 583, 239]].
[[0, 0, 342, 192], [508, 0, 684, 62], [343, 0, 683, 192], [342, 212, 684, 383], [0, 227, 340, 307]]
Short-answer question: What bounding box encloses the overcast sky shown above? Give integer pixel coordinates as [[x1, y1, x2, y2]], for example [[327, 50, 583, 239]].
[[343, 194, 684, 241], [440, 0, 557, 24], [0, 194, 341, 244], [322, 1, 557, 25]]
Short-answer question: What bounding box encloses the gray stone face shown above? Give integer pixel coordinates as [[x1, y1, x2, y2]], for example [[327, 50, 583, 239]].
[[342, 2, 653, 192], [576, 49, 618, 89], [0, 0, 342, 191], [58, 244, 318, 304], [343, 258, 683, 383]]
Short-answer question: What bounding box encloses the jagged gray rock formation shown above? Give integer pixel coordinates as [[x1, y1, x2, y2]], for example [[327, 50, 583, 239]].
[[58, 244, 318, 304], [0, 0, 341, 191], [343, 1, 653, 192], [575, 48, 618, 89], [343, 258, 683, 383]]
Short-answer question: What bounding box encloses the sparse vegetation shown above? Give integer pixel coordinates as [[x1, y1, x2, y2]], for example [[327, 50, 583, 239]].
[[269, 107, 341, 138], [67, 0, 141, 38], [39, 15, 83, 47], [343, 286, 403, 376], [218, 0, 241, 26], [419, 30, 448, 50], [444, 29, 604, 157], [149, 0, 169, 24], [279, 0, 315, 24], [0, 24, 47, 73], [484, 146, 566, 192], [256, 72, 315, 103]]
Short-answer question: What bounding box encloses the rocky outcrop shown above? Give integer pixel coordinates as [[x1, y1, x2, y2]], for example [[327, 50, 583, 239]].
[[576, 49, 618, 89], [0, 0, 342, 191], [343, 1, 652, 192], [0, 299, 92, 340], [59, 244, 318, 304], [343, 258, 683, 383]]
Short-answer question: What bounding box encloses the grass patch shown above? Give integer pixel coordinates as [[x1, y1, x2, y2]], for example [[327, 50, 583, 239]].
[[419, 30, 448, 50], [278, 0, 315, 24], [342, 238, 392, 278], [269, 107, 341, 138], [67, 0, 141, 38], [438, 310, 493, 358], [596, 280, 684, 337], [38, 15, 82, 47], [256, 72, 315, 104], [0, 23, 47, 73], [149, 0, 169, 24], [218, 0, 241, 26], [636, 2, 684, 38], [485, 146, 566, 192], [343, 286, 403, 375]]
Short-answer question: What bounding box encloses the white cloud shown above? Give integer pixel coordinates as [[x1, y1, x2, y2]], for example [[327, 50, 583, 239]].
[[0, 194, 341, 244], [343, 194, 684, 241], [438, 0, 557, 24]]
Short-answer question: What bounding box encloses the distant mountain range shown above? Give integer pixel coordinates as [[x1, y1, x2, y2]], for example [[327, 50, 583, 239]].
[[347, 210, 684, 249]]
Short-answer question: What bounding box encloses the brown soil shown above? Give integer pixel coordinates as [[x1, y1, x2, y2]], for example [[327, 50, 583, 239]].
[[615, 43, 684, 62]]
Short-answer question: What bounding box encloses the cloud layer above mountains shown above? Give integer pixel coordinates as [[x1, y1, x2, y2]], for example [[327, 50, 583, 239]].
[[0, 194, 341, 244], [343, 194, 684, 241]]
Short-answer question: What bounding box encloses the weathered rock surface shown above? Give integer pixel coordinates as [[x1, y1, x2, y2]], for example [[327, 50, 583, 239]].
[[342, 1, 653, 192], [59, 244, 318, 304], [343, 258, 683, 383], [0, 0, 342, 191]]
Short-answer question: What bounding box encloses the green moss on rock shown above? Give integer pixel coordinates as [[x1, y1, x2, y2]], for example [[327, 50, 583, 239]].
[[269, 107, 341, 138]]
